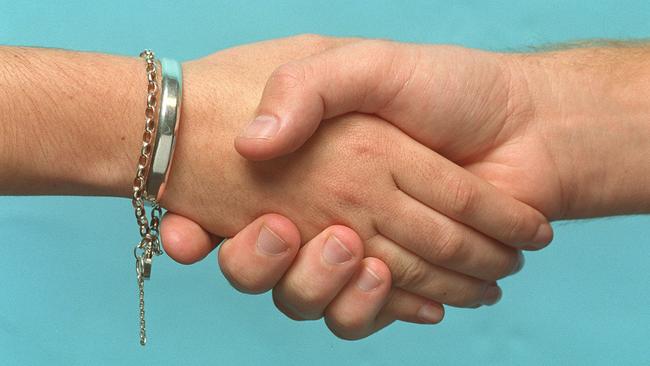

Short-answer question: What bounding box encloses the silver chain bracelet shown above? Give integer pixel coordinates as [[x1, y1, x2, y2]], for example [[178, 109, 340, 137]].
[[132, 49, 182, 346]]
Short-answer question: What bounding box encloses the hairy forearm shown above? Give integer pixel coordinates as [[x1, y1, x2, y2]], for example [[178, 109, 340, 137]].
[[0, 47, 144, 197], [516, 46, 650, 218]]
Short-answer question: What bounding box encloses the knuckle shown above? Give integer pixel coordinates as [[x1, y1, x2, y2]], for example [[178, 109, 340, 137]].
[[280, 282, 329, 320], [357, 39, 398, 55], [505, 210, 533, 243], [323, 179, 365, 211], [392, 256, 431, 290], [336, 126, 387, 163], [484, 260, 514, 282], [268, 61, 308, 91], [293, 33, 333, 52], [503, 250, 523, 278], [345, 134, 380, 158], [221, 265, 265, 294], [444, 281, 485, 308], [325, 312, 368, 340], [320, 162, 371, 211], [430, 228, 466, 264], [272, 291, 305, 321], [445, 174, 479, 218], [474, 247, 520, 282]]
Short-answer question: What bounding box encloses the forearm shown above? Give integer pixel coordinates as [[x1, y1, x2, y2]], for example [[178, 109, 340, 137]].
[[0, 47, 144, 197], [516, 46, 650, 218]]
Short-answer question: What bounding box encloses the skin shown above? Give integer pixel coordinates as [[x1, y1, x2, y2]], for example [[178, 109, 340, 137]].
[[159, 39, 552, 315], [233, 40, 650, 218], [3, 36, 648, 340], [163, 38, 650, 338], [0, 36, 550, 340]]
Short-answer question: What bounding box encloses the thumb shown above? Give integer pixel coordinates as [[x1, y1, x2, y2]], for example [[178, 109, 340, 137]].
[[235, 40, 413, 161]]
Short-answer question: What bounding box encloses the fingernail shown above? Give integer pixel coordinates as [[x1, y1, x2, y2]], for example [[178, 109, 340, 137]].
[[322, 235, 353, 265], [417, 303, 443, 323], [511, 251, 525, 275], [256, 225, 288, 256], [481, 286, 502, 306], [532, 223, 553, 245], [240, 115, 280, 139], [356, 267, 383, 292]]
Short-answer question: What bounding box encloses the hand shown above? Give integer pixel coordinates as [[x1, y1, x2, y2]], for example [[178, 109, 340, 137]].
[[193, 42, 650, 339], [161, 212, 439, 340], [2, 37, 534, 340], [158, 36, 549, 336], [233, 40, 565, 220], [2, 37, 647, 342], [233, 40, 650, 220]]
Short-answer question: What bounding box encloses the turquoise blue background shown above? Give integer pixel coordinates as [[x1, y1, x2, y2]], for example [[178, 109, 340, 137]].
[[1, 1, 649, 365]]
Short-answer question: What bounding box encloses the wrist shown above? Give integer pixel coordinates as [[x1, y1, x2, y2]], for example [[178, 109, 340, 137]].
[[156, 59, 250, 236], [0, 47, 144, 197], [513, 47, 650, 218]]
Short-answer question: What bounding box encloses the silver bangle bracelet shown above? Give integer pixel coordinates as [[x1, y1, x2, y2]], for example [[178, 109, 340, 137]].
[[145, 57, 183, 202]]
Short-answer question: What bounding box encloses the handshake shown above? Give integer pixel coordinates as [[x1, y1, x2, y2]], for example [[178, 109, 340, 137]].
[[155, 35, 649, 339], [2, 35, 648, 341]]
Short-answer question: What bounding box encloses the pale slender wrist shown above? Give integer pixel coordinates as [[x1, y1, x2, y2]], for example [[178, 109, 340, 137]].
[[516, 47, 650, 218]]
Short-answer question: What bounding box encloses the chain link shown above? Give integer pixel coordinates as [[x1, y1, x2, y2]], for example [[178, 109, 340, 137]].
[[132, 49, 164, 346]]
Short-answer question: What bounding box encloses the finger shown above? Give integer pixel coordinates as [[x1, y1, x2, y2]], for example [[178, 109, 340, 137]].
[[377, 189, 523, 281], [218, 213, 301, 294], [272, 225, 364, 320], [367, 234, 504, 307], [161, 212, 222, 265], [378, 288, 445, 326], [329, 288, 446, 340], [323, 257, 392, 340], [390, 140, 552, 248]]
